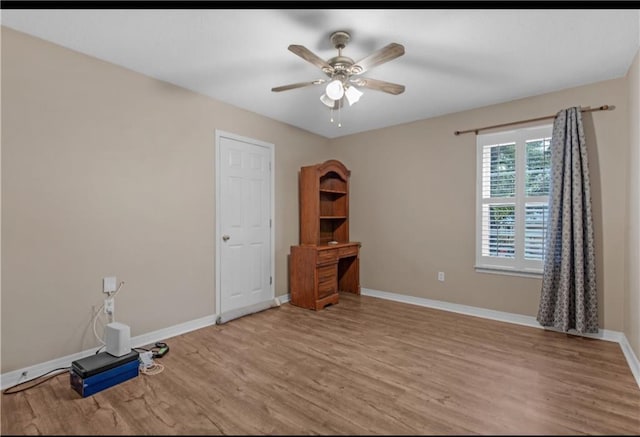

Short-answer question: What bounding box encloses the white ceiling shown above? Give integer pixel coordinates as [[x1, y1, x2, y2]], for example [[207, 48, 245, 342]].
[[2, 9, 639, 139]]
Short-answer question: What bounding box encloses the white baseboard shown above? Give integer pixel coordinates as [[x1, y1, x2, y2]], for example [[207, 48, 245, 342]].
[[362, 287, 540, 329], [619, 334, 640, 388], [277, 293, 291, 304], [361, 287, 640, 389], [1, 314, 217, 390]]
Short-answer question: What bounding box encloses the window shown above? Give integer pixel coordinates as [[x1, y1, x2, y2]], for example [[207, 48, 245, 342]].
[[476, 124, 552, 277]]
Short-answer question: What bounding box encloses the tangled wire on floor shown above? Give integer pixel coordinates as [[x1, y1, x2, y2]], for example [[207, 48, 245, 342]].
[[140, 362, 165, 376]]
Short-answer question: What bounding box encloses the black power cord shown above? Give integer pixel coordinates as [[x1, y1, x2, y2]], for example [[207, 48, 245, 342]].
[[135, 342, 169, 358], [2, 367, 70, 395]]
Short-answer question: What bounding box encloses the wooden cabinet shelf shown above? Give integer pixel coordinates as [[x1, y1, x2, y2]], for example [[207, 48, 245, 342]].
[[290, 159, 361, 311], [319, 188, 347, 194], [298, 160, 351, 245]]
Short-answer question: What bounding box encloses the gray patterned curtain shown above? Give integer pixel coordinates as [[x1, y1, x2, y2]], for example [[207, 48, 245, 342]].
[[536, 107, 598, 334]]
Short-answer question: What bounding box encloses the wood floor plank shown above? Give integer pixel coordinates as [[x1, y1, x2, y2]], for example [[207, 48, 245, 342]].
[[2, 293, 639, 435]]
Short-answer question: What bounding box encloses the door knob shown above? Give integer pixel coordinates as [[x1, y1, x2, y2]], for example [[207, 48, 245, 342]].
[[222, 235, 230, 241]]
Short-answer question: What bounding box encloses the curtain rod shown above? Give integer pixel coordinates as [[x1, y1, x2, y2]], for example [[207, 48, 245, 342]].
[[453, 105, 612, 136]]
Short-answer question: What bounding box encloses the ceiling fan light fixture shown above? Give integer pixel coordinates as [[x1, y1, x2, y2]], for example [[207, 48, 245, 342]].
[[320, 93, 335, 108], [344, 85, 363, 106], [325, 79, 345, 100]]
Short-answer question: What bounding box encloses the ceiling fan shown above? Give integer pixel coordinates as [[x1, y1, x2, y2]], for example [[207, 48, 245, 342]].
[[271, 31, 405, 112]]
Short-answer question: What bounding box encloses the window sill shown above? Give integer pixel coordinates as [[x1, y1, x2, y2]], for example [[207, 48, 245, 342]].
[[475, 266, 543, 279]]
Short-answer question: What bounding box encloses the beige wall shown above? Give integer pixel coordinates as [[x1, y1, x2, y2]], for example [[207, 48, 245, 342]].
[[626, 48, 640, 359], [1, 25, 635, 374], [1, 27, 328, 372], [329, 78, 629, 331]]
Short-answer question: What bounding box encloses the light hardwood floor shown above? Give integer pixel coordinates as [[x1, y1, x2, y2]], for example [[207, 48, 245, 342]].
[[2, 293, 640, 435]]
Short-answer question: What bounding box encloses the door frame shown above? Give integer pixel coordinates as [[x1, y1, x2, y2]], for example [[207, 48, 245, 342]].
[[215, 130, 275, 318]]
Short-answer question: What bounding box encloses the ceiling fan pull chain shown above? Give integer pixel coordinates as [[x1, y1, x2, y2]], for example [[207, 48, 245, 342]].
[[338, 103, 342, 128], [330, 107, 334, 123]]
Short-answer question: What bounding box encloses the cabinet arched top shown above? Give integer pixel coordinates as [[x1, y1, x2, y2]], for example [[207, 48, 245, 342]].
[[299, 158, 351, 245], [315, 159, 350, 180]]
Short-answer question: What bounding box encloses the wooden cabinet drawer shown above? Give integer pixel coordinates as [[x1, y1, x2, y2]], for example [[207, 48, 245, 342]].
[[317, 249, 338, 265], [317, 265, 336, 282], [317, 277, 337, 298], [317, 265, 337, 298], [317, 279, 336, 298], [338, 245, 359, 258]]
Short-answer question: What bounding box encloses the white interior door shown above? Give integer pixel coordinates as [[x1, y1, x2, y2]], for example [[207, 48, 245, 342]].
[[216, 131, 274, 320]]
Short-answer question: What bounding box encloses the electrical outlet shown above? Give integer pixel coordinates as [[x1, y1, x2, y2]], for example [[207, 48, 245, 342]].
[[103, 277, 117, 293], [104, 297, 114, 315], [438, 271, 445, 282]]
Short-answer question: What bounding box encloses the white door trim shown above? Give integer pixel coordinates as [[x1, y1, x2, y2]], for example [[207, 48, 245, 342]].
[[215, 130, 275, 319]]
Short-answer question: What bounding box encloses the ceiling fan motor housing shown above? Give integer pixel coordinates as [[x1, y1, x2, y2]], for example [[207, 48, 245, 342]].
[[327, 57, 354, 74], [328, 31, 355, 83]]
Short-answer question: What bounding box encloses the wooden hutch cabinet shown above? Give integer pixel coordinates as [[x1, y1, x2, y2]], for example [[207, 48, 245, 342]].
[[289, 159, 361, 310]]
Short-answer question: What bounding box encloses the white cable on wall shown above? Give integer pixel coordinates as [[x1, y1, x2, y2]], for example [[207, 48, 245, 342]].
[[91, 281, 125, 346]]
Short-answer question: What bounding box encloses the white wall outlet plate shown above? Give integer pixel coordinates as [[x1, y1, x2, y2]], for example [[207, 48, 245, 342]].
[[103, 276, 117, 293], [104, 297, 114, 314]]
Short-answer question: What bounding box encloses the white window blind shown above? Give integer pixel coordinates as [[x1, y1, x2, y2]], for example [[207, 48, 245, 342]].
[[476, 125, 552, 276]]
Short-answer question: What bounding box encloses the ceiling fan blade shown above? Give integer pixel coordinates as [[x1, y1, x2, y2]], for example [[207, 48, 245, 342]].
[[288, 45, 334, 72], [271, 79, 326, 92], [350, 43, 405, 75], [350, 77, 405, 95]]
